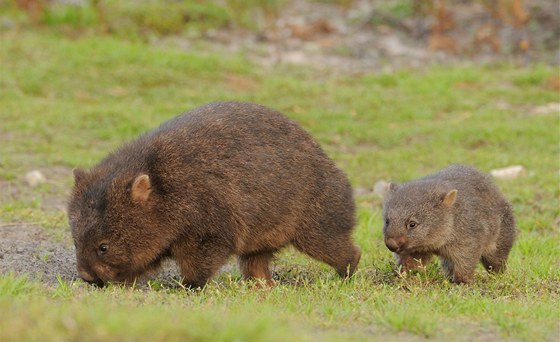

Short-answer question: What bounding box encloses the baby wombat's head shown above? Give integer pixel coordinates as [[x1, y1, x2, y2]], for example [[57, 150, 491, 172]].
[[68, 168, 162, 286], [382, 181, 458, 254]]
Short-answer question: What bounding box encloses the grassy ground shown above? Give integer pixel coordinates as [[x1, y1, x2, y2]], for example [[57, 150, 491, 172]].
[[0, 22, 559, 342]]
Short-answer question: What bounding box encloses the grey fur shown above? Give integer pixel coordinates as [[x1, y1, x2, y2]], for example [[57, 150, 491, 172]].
[[382, 164, 517, 284]]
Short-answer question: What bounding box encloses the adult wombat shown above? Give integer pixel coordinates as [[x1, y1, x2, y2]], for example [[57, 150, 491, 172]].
[[68, 101, 361, 288], [382, 164, 516, 284]]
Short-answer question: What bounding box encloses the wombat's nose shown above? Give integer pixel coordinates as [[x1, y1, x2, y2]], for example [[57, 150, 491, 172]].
[[385, 238, 399, 252], [385, 236, 407, 253], [78, 269, 105, 287]]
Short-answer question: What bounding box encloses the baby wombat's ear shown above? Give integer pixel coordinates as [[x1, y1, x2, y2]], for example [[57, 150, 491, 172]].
[[442, 189, 458, 207], [131, 174, 152, 202], [72, 168, 87, 185]]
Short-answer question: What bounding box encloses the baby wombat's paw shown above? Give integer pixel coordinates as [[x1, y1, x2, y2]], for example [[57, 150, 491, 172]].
[[395, 252, 433, 273], [451, 273, 473, 284]]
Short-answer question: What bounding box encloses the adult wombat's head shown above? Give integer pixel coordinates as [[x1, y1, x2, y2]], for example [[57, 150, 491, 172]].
[[382, 181, 457, 254], [68, 168, 164, 286]]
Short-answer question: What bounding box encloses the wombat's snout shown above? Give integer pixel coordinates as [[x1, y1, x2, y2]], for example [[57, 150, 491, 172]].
[[385, 236, 408, 253], [78, 268, 105, 287]]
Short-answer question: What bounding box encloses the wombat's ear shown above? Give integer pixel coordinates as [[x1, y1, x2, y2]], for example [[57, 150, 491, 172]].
[[442, 189, 458, 207], [131, 174, 152, 202], [72, 168, 87, 185], [388, 183, 400, 193]]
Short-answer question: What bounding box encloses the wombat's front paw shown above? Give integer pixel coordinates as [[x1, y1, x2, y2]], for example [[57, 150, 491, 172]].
[[249, 278, 275, 289], [395, 252, 433, 273], [181, 279, 208, 290], [451, 273, 473, 284]]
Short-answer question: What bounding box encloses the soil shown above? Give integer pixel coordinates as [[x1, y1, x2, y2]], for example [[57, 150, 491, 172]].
[[0, 165, 77, 285], [0, 223, 77, 284]]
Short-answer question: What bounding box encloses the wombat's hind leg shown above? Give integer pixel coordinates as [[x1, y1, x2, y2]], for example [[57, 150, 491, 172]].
[[481, 235, 514, 273], [440, 257, 453, 279], [481, 253, 507, 274], [444, 253, 478, 284], [482, 211, 516, 274], [238, 251, 274, 286], [293, 235, 361, 278]]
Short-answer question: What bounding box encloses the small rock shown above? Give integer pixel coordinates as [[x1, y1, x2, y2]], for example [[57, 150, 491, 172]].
[[283, 51, 308, 65], [530, 102, 560, 116], [0, 253, 4, 259], [16, 247, 24, 254], [25, 170, 46, 187], [373, 180, 390, 198], [353, 187, 372, 196], [490, 165, 526, 180]]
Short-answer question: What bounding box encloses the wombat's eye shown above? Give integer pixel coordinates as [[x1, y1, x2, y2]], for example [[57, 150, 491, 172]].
[[385, 218, 390, 226], [98, 244, 109, 255], [407, 221, 418, 230]]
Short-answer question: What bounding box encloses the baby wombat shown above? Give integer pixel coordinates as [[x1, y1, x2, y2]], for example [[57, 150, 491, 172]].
[[382, 164, 516, 284], [68, 101, 361, 288]]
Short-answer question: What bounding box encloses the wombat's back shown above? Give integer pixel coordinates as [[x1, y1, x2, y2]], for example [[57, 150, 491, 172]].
[[417, 165, 501, 201], [418, 164, 514, 237]]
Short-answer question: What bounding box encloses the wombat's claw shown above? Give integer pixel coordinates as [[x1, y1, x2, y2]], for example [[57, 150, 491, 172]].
[[256, 279, 275, 289], [81, 277, 105, 288]]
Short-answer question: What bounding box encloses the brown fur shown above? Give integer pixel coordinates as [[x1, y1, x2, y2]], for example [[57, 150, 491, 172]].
[[382, 164, 517, 284], [68, 101, 361, 288]]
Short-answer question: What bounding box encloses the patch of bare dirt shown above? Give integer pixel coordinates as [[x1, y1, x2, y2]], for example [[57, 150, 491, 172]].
[[0, 223, 77, 284], [0, 165, 78, 285]]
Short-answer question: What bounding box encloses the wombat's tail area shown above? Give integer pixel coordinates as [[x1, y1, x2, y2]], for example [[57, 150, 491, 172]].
[[292, 235, 361, 278], [481, 205, 517, 274], [342, 245, 361, 277]]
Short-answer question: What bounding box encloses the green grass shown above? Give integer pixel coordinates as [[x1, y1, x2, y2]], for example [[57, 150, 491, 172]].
[[0, 25, 559, 341]]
